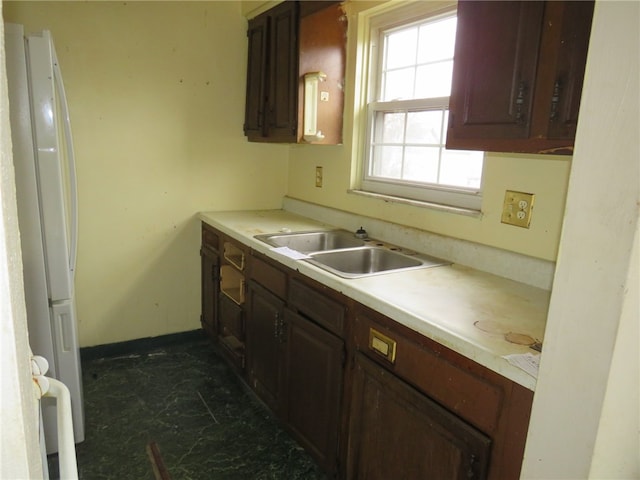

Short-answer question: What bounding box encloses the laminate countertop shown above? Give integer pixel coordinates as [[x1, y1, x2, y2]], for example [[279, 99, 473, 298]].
[[199, 209, 550, 391]]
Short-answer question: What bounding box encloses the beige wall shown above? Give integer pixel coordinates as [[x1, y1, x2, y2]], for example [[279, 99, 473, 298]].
[[2, 0, 571, 348], [3, 2, 289, 347], [287, 1, 571, 262]]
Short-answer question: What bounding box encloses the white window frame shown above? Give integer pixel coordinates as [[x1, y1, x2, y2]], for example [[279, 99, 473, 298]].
[[358, 3, 484, 212]]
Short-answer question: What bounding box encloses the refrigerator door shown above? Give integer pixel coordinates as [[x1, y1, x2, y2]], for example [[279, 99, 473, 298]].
[[26, 31, 76, 302], [5, 24, 57, 374]]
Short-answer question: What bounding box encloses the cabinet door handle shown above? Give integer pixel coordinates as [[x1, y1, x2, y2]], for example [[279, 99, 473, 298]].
[[549, 80, 561, 121], [467, 454, 477, 479], [278, 320, 287, 344], [514, 80, 527, 124], [273, 314, 287, 343]]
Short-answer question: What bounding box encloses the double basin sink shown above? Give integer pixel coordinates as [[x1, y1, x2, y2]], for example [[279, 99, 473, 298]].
[[254, 230, 450, 279]]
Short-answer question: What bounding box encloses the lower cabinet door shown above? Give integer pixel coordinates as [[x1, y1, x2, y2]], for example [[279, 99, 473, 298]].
[[200, 246, 218, 338], [217, 293, 245, 370], [347, 353, 492, 480], [246, 281, 285, 413], [284, 309, 343, 474]]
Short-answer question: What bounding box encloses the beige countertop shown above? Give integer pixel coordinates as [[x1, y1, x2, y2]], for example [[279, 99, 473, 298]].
[[199, 209, 550, 391]]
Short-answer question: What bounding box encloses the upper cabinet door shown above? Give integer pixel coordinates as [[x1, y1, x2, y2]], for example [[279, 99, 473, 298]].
[[244, 14, 269, 138], [535, 1, 595, 141], [267, 1, 300, 142], [447, 1, 545, 143], [447, 1, 594, 155]]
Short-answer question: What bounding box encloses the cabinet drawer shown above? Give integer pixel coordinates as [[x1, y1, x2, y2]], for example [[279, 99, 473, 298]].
[[202, 224, 220, 252], [289, 278, 344, 337], [354, 311, 502, 434], [250, 253, 287, 299]]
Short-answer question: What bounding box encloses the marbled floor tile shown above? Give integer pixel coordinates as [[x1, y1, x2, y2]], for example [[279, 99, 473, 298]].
[[51, 338, 327, 480]]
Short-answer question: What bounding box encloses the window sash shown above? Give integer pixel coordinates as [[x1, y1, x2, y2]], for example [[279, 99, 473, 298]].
[[364, 100, 483, 209], [361, 7, 484, 211]]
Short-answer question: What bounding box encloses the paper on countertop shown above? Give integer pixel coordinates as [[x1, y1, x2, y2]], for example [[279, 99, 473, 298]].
[[271, 246, 310, 260], [503, 352, 540, 378]]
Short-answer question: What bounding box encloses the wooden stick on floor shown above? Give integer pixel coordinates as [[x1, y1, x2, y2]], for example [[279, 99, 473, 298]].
[[146, 441, 171, 480]]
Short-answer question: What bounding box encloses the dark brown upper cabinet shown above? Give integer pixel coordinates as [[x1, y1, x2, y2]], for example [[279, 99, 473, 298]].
[[243, 1, 346, 144], [446, 1, 594, 155]]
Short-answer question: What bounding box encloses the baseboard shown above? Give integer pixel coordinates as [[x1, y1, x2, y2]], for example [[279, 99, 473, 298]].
[[80, 329, 207, 361]]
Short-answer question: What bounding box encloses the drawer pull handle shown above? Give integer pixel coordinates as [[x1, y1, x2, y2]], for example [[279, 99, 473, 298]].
[[369, 328, 397, 364]]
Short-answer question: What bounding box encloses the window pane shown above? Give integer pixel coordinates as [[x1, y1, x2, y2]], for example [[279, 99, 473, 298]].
[[371, 145, 403, 178], [381, 112, 405, 143], [385, 27, 418, 70], [415, 61, 454, 98], [417, 17, 457, 63], [382, 67, 415, 101], [404, 146, 439, 183], [439, 149, 484, 189], [406, 110, 443, 144]]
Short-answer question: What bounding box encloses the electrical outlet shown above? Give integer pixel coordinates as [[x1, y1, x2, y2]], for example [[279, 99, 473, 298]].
[[315, 166, 323, 188], [501, 190, 535, 228]]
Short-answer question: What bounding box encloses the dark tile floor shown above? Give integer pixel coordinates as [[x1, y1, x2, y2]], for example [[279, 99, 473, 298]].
[[50, 334, 327, 479]]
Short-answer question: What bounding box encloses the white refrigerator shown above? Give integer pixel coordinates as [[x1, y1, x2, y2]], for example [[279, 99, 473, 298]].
[[5, 23, 85, 454]]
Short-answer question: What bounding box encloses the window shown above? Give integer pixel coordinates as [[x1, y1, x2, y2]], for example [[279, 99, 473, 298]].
[[361, 5, 484, 211]]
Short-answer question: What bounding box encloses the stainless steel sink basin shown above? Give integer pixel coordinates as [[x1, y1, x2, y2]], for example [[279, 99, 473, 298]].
[[305, 247, 450, 279], [255, 230, 365, 252]]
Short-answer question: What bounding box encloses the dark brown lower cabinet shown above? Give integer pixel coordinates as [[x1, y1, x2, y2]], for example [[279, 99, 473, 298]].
[[201, 223, 533, 479], [347, 353, 491, 480], [247, 267, 345, 474], [284, 308, 343, 474]]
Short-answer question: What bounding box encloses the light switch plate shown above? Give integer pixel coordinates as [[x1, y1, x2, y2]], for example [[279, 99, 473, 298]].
[[501, 190, 535, 228], [315, 166, 323, 188]]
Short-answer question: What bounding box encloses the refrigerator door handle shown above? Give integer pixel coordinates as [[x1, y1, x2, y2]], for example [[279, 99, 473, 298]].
[[51, 41, 78, 275]]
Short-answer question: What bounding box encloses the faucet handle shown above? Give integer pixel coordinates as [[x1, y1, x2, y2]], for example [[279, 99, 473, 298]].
[[355, 226, 368, 239]]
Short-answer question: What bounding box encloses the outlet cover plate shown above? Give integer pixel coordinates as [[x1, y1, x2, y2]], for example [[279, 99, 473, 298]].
[[501, 190, 535, 228]]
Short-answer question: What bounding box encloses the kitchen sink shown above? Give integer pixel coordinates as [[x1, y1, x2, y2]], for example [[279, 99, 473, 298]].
[[255, 230, 365, 252], [305, 247, 450, 279]]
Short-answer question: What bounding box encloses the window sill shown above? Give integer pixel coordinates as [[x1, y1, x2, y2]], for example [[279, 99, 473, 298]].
[[348, 189, 483, 219]]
